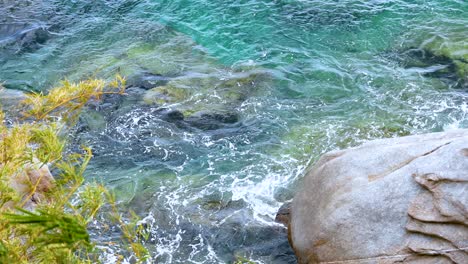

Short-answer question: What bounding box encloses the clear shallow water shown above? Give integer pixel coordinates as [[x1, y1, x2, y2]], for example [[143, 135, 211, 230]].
[[1, 0, 467, 263]]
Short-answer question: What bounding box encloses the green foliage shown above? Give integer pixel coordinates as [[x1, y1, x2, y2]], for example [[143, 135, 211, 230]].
[[23, 76, 125, 123], [3, 208, 91, 249], [0, 76, 152, 263]]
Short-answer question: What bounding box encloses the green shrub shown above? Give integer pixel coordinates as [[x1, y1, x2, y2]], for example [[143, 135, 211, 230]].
[[0, 76, 151, 263]]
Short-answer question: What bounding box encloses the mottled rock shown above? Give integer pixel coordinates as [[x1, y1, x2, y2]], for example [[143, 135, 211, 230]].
[[127, 73, 170, 90], [290, 129, 468, 263], [3, 159, 55, 210], [159, 108, 184, 122], [0, 23, 50, 52], [396, 28, 468, 88], [142, 84, 191, 105], [275, 202, 291, 227], [185, 111, 239, 130], [400, 48, 463, 87]]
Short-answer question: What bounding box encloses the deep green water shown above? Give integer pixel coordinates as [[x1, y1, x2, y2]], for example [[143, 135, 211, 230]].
[[1, 0, 467, 263]]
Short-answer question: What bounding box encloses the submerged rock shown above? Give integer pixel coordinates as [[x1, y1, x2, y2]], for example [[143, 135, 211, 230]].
[[127, 72, 171, 90], [0, 23, 51, 53], [421, 35, 467, 83], [141, 70, 271, 113], [142, 83, 191, 105], [159, 108, 184, 122], [395, 26, 468, 89], [78, 109, 107, 132], [185, 111, 239, 131], [289, 129, 468, 263], [211, 222, 295, 263], [398, 47, 467, 88], [275, 202, 291, 227]]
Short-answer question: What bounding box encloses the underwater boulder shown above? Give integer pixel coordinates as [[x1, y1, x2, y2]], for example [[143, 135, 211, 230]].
[[396, 27, 467, 89], [126, 72, 171, 90], [142, 83, 192, 105], [399, 47, 467, 88], [0, 23, 51, 53]]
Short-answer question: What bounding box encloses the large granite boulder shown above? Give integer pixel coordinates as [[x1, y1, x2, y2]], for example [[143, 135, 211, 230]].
[[289, 129, 468, 263]]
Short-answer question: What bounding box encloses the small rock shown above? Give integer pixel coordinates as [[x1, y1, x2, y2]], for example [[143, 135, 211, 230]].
[[185, 111, 239, 130], [0, 23, 50, 52], [127, 73, 170, 90], [275, 202, 291, 227], [159, 108, 184, 122]]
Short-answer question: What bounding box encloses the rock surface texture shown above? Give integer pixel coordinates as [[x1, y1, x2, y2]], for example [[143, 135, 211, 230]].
[[2, 159, 54, 210], [289, 129, 468, 263], [0, 88, 26, 108]]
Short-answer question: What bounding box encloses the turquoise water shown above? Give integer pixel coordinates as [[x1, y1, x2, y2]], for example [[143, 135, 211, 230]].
[[1, 0, 467, 263]]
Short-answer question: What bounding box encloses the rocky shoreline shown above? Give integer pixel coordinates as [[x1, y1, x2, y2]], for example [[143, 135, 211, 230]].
[[286, 129, 468, 263]]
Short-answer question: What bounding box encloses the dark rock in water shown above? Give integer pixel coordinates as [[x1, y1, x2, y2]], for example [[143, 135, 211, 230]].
[[98, 93, 123, 111], [197, 191, 240, 211], [404, 49, 459, 79], [209, 112, 239, 124], [159, 108, 184, 122], [125, 86, 146, 97], [88, 86, 145, 111], [127, 73, 171, 90], [392, 47, 467, 89], [77, 109, 106, 132], [185, 111, 239, 130], [73, 104, 199, 168], [210, 222, 296, 263], [19, 27, 50, 51], [87, 87, 147, 113], [275, 202, 291, 227], [0, 23, 51, 53], [0, 79, 35, 91], [119, 87, 146, 106]]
